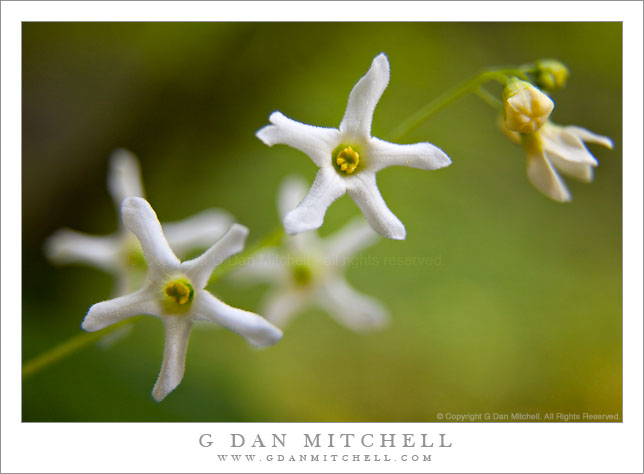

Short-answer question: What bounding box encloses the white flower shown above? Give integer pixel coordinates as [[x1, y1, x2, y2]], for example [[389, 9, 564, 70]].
[[503, 121, 613, 202], [256, 53, 451, 240], [233, 176, 388, 331], [83, 197, 282, 401], [45, 149, 233, 295]]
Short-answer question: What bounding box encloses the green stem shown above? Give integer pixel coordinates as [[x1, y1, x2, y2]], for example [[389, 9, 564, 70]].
[[387, 67, 529, 141], [474, 87, 504, 110], [22, 316, 143, 380], [23, 229, 284, 380]]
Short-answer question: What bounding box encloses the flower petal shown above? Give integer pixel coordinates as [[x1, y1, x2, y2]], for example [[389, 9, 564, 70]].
[[256, 112, 339, 167], [151, 316, 193, 402], [181, 223, 248, 289], [287, 232, 322, 255], [108, 149, 145, 209], [113, 271, 134, 297], [162, 209, 233, 258], [193, 291, 282, 347], [121, 197, 180, 278], [261, 289, 308, 328], [278, 175, 309, 221], [526, 148, 571, 202], [317, 277, 389, 331], [565, 126, 614, 149], [540, 123, 598, 165], [82, 287, 159, 332], [283, 167, 346, 235], [96, 324, 133, 349], [44, 229, 120, 272], [346, 173, 406, 240], [548, 153, 595, 182], [368, 137, 451, 172], [339, 53, 390, 140], [277, 176, 321, 251], [324, 216, 379, 263], [230, 249, 288, 284]]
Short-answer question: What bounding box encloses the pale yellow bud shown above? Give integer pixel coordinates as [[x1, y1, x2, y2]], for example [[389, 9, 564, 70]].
[[535, 59, 569, 91], [503, 78, 554, 134]]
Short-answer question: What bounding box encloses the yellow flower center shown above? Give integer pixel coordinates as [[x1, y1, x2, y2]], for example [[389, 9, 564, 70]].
[[292, 263, 313, 286], [336, 146, 359, 174], [126, 247, 146, 269], [163, 278, 194, 313], [332, 144, 363, 176]]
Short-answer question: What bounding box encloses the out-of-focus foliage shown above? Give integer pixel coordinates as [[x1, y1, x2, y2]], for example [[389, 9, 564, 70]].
[[22, 22, 621, 421]]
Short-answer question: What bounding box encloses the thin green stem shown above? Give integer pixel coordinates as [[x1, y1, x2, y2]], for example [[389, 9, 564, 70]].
[[23, 228, 284, 380], [22, 316, 143, 380], [474, 87, 504, 111], [387, 67, 529, 141]]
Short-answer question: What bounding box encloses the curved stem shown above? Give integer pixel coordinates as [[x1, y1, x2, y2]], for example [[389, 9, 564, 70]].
[[22, 316, 143, 380], [475, 87, 504, 110], [387, 67, 529, 141], [23, 228, 285, 380]]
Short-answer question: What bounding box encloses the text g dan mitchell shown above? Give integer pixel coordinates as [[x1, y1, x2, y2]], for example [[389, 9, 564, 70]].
[[199, 433, 452, 449]]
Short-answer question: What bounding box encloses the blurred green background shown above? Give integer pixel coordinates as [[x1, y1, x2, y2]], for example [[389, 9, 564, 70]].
[[22, 22, 621, 422]]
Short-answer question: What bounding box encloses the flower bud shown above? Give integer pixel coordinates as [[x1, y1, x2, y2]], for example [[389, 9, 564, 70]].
[[534, 59, 569, 92], [503, 78, 554, 134]]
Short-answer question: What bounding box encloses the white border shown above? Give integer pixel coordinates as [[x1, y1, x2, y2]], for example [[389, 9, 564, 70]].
[[2, 2, 642, 473]]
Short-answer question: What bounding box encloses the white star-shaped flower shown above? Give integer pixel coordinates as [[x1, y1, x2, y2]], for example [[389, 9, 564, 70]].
[[83, 197, 282, 401], [45, 149, 233, 295], [503, 121, 613, 202], [256, 53, 451, 240], [233, 176, 388, 331]]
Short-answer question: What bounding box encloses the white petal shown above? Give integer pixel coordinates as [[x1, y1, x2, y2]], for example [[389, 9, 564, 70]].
[[181, 223, 248, 289], [162, 208, 233, 258], [286, 232, 321, 255], [151, 316, 193, 402], [368, 137, 451, 172], [565, 126, 614, 149], [278, 175, 309, 221], [261, 289, 308, 328], [540, 122, 606, 166], [256, 112, 340, 167], [193, 291, 282, 347], [278, 176, 323, 251], [230, 249, 288, 284], [526, 149, 571, 202], [44, 229, 120, 271], [113, 271, 134, 297], [97, 324, 133, 349], [317, 277, 389, 331], [121, 197, 180, 278], [345, 173, 406, 240], [548, 153, 595, 182], [108, 149, 145, 208], [323, 216, 380, 263], [82, 287, 159, 332], [339, 53, 390, 140], [283, 167, 346, 235]]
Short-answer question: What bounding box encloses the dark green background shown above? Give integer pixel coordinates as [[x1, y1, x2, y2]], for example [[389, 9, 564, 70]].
[[22, 23, 621, 421]]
